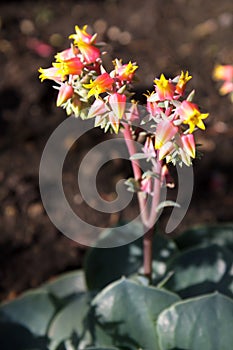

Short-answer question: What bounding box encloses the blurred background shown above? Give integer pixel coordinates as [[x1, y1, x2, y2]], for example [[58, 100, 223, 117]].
[[0, 0, 233, 301]]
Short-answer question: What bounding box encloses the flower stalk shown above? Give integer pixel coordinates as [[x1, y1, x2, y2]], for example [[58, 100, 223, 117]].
[[39, 24, 209, 283]]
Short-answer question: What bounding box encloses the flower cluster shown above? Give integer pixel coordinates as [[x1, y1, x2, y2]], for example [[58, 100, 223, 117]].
[[39, 25, 138, 132], [213, 64, 233, 102], [39, 25, 209, 198]]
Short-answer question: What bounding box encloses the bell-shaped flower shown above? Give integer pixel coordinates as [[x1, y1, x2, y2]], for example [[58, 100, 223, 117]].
[[181, 134, 196, 158], [55, 47, 78, 61], [158, 141, 174, 160], [146, 92, 162, 116], [213, 65, 233, 82], [154, 74, 175, 101], [142, 137, 156, 160], [56, 83, 74, 107], [87, 98, 109, 119], [175, 71, 192, 96], [83, 73, 114, 98], [38, 66, 62, 82], [178, 100, 209, 133], [114, 59, 138, 82], [109, 93, 126, 119], [108, 112, 121, 134], [155, 120, 178, 150], [53, 57, 84, 77], [219, 81, 233, 95], [69, 25, 96, 45], [77, 41, 100, 64]]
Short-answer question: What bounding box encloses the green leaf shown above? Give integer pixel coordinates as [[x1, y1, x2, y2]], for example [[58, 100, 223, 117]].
[[92, 278, 180, 350], [48, 293, 91, 350], [85, 222, 178, 290], [0, 290, 56, 336], [84, 348, 119, 350], [0, 322, 49, 350], [41, 270, 86, 298], [157, 292, 233, 350], [175, 223, 233, 251], [163, 244, 233, 298]]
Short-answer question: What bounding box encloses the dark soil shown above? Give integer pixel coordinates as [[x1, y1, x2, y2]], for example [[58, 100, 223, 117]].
[[0, 0, 233, 302]]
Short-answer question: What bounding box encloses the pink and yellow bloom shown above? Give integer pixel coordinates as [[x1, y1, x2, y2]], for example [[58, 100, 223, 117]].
[[77, 40, 100, 64], [213, 65, 233, 82], [154, 74, 175, 101], [158, 141, 174, 161], [56, 83, 74, 107], [175, 71, 192, 95], [55, 47, 78, 62], [38, 66, 61, 82], [146, 92, 162, 116], [53, 57, 84, 78], [213, 65, 233, 96], [114, 60, 138, 82], [181, 134, 196, 158], [69, 25, 95, 45], [108, 93, 126, 119], [87, 98, 108, 119], [178, 100, 209, 133], [83, 73, 114, 98], [155, 120, 178, 150]]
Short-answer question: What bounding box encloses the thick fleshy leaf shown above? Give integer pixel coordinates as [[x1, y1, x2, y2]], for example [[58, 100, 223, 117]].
[[41, 270, 86, 298], [48, 293, 114, 350], [84, 348, 119, 350], [163, 244, 233, 298], [157, 293, 233, 350], [48, 293, 90, 350], [85, 221, 178, 290], [92, 279, 180, 350], [175, 223, 233, 251], [0, 290, 56, 336], [0, 322, 48, 350]]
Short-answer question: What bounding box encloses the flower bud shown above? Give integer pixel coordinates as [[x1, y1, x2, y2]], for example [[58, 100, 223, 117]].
[[181, 134, 196, 158], [109, 93, 126, 119], [155, 120, 178, 150], [56, 83, 74, 106]]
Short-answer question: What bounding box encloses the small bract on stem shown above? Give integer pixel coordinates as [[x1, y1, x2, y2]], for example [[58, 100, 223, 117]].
[[39, 24, 209, 281]]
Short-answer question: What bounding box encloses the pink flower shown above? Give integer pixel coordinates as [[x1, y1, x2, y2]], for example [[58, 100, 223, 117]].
[[213, 65, 233, 82], [108, 93, 126, 119], [146, 92, 162, 116], [177, 100, 209, 133], [155, 120, 178, 150], [69, 25, 96, 45], [77, 41, 101, 64], [55, 47, 78, 61], [181, 134, 196, 158], [154, 74, 175, 101], [38, 66, 62, 82], [87, 98, 108, 119], [84, 73, 114, 98], [53, 57, 84, 77], [158, 141, 174, 160], [56, 83, 74, 106], [114, 60, 138, 82]]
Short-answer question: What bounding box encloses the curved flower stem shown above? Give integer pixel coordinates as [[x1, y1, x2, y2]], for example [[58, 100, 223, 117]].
[[122, 123, 162, 282], [143, 159, 162, 281]]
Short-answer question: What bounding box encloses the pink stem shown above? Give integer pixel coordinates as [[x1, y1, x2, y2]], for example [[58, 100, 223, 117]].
[[122, 123, 149, 224], [143, 159, 162, 281]]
